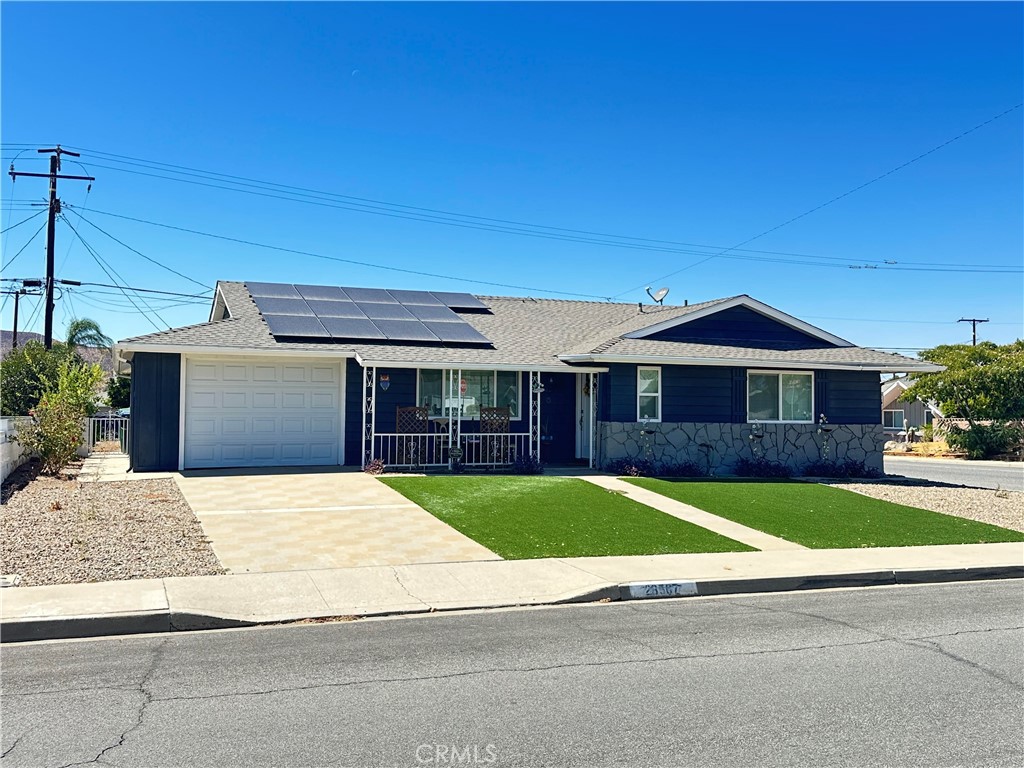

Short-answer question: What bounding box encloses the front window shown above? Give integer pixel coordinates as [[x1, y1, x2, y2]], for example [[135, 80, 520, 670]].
[[417, 370, 520, 419], [883, 410, 905, 429], [637, 367, 662, 422], [747, 371, 813, 422]]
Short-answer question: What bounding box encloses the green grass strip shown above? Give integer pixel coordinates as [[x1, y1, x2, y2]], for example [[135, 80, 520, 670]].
[[625, 478, 1024, 549], [380, 475, 755, 559]]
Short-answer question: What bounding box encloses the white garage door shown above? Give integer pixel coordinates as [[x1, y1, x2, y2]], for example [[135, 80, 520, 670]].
[[184, 358, 342, 469]]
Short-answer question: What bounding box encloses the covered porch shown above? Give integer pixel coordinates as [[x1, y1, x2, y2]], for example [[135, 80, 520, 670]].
[[359, 366, 601, 470]]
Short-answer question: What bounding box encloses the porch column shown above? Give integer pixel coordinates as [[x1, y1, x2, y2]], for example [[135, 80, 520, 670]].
[[530, 371, 542, 460], [362, 365, 375, 466], [588, 371, 596, 469]]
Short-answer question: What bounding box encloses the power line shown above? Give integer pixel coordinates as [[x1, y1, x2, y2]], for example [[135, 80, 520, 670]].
[[0, 208, 46, 235], [68, 206, 618, 300], [59, 214, 168, 331], [14, 144, 1011, 272], [1, 221, 47, 272], [615, 102, 1024, 297]]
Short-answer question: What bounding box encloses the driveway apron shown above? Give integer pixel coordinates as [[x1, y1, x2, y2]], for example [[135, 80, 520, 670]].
[[174, 469, 499, 574]]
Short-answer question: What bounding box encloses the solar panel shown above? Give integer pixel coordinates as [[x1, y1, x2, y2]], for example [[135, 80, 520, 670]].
[[343, 287, 397, 303], [304, 300, 366, 318], [247, 282, 301, 299], [357, 302, 415, 320], [320, 316, 388, 340], [372, 319, 441, 342], [430, 291, 488, 310], [406, 304, 463, 322], [252, 297, 315, 316], [262, 314, 331, 338], [422, 321, 490, 344], [386, 289, 443, 306], [295, 284, 350, 301]]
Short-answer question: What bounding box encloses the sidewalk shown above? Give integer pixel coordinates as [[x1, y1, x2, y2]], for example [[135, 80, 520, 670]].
[[3, 542, 1021, 642]]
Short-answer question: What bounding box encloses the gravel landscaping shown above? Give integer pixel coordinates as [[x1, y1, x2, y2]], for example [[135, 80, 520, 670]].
[[1, 460, 224, 586], [819, 479, 1024, 534]]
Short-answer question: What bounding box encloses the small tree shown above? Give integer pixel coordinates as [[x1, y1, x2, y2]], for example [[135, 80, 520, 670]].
[[0, 341, 74, 416], [106, 376, 131, 409], [17, 358, 105, 475], [65, 317, 113, 352]]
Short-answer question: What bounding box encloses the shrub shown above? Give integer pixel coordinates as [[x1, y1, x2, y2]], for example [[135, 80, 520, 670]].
[[512, 453, 544, 475], [16, 359, 104, 475], [605, 457, 657, 477], [733, 457, 793, 478], [945, 422, 1024, 460], [801, 459, 882, 479], [658, 460, 709, 478], [363, 458, 386, 475], [106, 376, 131, 409]]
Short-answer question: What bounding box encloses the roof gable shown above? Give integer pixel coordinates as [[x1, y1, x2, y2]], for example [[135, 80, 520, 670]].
[[623, 295, 853, 348]]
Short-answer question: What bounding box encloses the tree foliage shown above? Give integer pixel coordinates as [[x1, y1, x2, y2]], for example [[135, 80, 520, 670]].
[[902, 341, 1024, 420], [106, 376, 131, 409], [65, 318, 113, 351], [1, 341, 74, 416], [16, 358, 105, 475]]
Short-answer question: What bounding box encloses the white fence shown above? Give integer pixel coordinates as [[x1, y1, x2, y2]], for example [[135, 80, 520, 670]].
[[373, 432, 532, 469], [83, 416, 130, 455], [1, 417, 31, 484]]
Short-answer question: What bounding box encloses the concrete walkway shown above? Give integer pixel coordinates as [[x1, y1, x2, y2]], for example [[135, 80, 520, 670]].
[[77, 453, 175, 482], [3, 542, 1020, 642], [579, 475, 806, 551]]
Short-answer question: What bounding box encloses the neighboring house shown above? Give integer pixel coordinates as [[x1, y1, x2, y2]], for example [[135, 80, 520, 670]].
[[113, 281, 940, 473], [880, 376, 942, 438]]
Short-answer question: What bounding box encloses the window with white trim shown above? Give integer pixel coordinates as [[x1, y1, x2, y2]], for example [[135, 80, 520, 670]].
[[883, 409, 905, 429], [637, 366, 662, 422], [417, 370, 521, 420], [747, 371, 813, 423]]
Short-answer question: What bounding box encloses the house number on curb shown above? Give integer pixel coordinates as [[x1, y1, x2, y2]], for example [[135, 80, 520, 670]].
[[626, 581, 698, 599]]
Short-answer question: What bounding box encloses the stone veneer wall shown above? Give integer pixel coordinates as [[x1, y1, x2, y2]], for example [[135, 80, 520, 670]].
[[597, 421, 885, 474]]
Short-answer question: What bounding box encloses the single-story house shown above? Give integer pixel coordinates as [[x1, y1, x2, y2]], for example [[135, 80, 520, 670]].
[[881, 376, 943, 438], [114, 281, 941, 474]]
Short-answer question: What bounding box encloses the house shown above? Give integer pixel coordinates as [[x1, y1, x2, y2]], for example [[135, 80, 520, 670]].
[[113, 281, 941, 474], [881, 376, 942, 438]]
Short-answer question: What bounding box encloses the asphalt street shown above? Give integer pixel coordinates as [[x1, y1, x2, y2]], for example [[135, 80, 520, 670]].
[[2, 581, 1022, 768], [885, 456, 1024, 491]]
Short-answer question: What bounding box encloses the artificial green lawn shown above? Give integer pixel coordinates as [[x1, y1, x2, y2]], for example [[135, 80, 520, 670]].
[[380, 476, 755, 559], [625, 478, 1024, 549]]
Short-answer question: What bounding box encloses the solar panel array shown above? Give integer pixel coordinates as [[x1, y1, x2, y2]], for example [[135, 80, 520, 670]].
[[246, 282, 492, 345]]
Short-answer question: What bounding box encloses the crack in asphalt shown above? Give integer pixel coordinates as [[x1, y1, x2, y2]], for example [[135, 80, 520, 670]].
[[1, 733, 27, 759], [138, 634, 897, 706], [731, 601, 1024, 691], [55, 637, 169, 768]]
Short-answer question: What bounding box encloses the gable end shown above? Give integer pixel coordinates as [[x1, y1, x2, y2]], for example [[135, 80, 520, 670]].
[[645, 305, 839, 350]]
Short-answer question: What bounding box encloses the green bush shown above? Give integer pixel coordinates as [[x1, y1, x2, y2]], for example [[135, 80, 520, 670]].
[[106, 376, 130, 409], [16, 359, 104, 475], [945, 422, 1024, 460], [0, 341, 73, 416]]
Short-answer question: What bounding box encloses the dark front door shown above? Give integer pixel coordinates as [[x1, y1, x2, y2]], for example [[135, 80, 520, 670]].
[[540, 372, 576, 464]]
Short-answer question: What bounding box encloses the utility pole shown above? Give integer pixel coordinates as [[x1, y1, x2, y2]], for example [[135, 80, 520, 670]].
[[4, 280, 42, 349], [9, 146, 94, 348], [958, 317, 989, 346]]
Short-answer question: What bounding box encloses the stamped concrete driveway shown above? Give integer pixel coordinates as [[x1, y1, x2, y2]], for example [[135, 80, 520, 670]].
[[173, 468, 498, 574]]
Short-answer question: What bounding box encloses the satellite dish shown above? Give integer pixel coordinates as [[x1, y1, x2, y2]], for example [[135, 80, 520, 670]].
[[646, 286, 670, 304]]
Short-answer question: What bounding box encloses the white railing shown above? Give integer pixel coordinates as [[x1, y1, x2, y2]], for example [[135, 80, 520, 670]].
[[373, 432, 532, 469], [84, 416, 130, 455]]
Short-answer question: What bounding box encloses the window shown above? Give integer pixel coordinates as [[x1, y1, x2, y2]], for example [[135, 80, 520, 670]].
[[883, 409, 905, 429], [747, 371, 813, 423], [637, 367, 662, 422], [417, 370, 521, 419]]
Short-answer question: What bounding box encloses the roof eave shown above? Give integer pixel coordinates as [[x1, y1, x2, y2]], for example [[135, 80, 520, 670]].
[[559, 353, 944, 373]]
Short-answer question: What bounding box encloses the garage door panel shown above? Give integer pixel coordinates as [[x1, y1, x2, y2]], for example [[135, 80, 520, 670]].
[[184, 359, 342, 469]]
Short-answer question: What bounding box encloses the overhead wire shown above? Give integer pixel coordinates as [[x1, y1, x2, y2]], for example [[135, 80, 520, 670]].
[[2, 221, 47, 272], [1, 208, 46, 235], [614, 102, 1024, 296]]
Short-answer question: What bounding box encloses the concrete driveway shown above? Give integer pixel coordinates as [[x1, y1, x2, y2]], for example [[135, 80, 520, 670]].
[[885, 456, 1023, 491], [174, 468, 498, 574]]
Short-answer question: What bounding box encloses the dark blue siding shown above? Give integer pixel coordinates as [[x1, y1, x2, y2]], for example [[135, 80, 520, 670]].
[[129, 352, 180, 472], [371, 368, 418, 433], [662, 366, 734, 422], [606, 364, 637, 421], [344, 359, 363, 465], [823, 370, 880, 424], [649, 305, 836, 349]]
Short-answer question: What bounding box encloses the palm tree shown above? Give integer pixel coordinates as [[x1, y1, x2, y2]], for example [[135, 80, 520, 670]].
[[65, 318, 113, 349]]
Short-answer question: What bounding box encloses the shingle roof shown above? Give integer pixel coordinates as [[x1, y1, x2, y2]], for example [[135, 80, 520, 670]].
[[117, 281, 932, 371]]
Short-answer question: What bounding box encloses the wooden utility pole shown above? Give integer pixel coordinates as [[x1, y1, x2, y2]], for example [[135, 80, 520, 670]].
[[957, 317, 989, 346], [4, 280, 42, 349], [9, 146, 94, 348]]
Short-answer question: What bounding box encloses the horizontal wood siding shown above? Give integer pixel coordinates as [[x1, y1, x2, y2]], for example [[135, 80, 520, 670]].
[[606, 364, 637, 422], [662, 366, 733, 422], [130, 352, 181, 472], [649, 305, 836, 349], [370, 368, 418, 434], [824, 370, 880, 424]]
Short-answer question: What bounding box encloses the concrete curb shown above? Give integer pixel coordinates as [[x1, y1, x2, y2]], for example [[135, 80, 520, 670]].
[[2, 567, 1019, 643]]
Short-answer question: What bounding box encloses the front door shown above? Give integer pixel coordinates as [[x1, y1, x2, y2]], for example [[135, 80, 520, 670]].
[[575, 373, 592, 461]]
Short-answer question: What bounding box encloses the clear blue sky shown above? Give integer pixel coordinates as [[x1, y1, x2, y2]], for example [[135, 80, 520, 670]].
[[2, 1, 1021, 353]]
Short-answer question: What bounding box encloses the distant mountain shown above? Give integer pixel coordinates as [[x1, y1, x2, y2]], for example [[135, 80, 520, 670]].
[[0, 330, 114, 376]]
